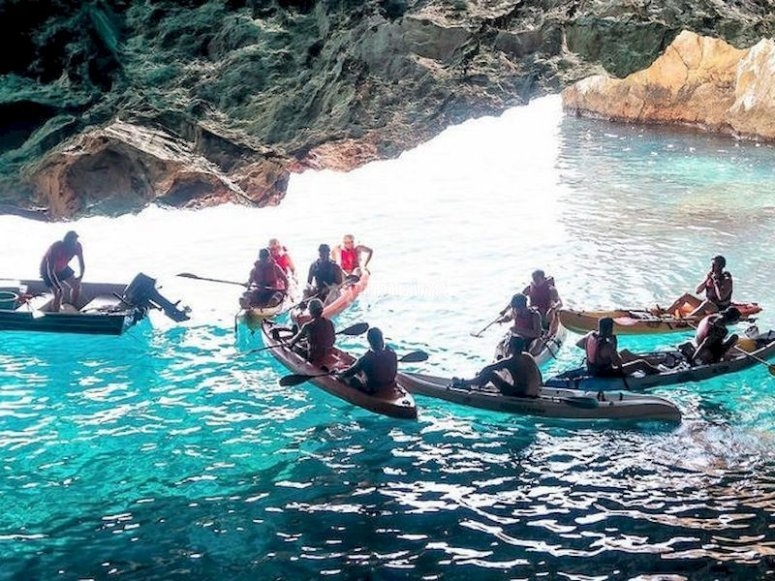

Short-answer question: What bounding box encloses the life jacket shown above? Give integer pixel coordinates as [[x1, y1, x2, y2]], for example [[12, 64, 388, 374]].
[[704, 271, 732, 308], [339, 247, 359, 273], [365, 348, 398, 388], [306, 317, 335, 363], [252, 260, 279, 288], [585, 333, 617, 372], [513, 308, 540, 334], [527, 277, 554, 314], [40, 241, 80, 274], [270, 246, 292, 272]]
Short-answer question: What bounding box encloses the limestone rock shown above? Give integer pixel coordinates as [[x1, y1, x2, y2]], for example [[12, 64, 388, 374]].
[[3, 1, 775, 219], [563, 30, 775, 141]]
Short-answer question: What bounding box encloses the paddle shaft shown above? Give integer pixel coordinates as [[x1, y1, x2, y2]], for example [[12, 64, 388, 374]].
[[471, 305, 510, 338], [249, 322, 370, 354], [177, 273, 247, 287], [279, 350, 428, 386]]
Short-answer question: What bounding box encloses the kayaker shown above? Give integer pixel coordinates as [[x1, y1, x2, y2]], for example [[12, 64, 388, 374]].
[[498, 293, 543, 353], [268, 238, 296, 277], [306, 243, 344, 301], [576, 317, 661, 377], [338, 327, 397, 394], [287, 298, 336, 365], [240, 248, 288, 308], [522, 269, 563, 329], [40, 230, 85, 312], [681, 306, 741, 365], [659, 255, 733, 318], [333, 234, 373, 277], [454, 336, 542, 397]]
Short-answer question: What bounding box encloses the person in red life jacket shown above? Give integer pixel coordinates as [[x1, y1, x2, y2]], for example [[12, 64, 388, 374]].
[[267, 238, 296, 278], [306, 243, 344, 302], [680, 307, 741, 365], [576, 317, 660, 377], [338, 327, 397, 394], [287, 298, 336, 365], [498, 293, 543, 354], [332, 234, 373, 277], [240, 248, 288, 308], [39, 230, 85, 312], [659, 255, 733, 318], [454, 336, 542, 397], [522, 269, 563, 329]]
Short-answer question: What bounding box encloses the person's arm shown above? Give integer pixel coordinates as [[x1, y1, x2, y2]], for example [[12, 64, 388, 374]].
[[45, 254, 62, 291], [307, 262, 315, 286], [334, 264, 344, 285], [575, 333, 590, 350], [332, 245, 342, 266], [549, 287, 562, 310], [716, 275, 733, 304], [75, 243, 85, 280], [286, 253, 296, 275], [287, 322, 310, 348], [356, 244, 373, 270], [275, 264, 288, 289], [696, 273, 710, 295], [339, 354, 366, 378]]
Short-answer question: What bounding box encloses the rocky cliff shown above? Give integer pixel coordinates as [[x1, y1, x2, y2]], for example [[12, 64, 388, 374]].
[[3, 0, 775, 219], [562, 30, 775, 140]]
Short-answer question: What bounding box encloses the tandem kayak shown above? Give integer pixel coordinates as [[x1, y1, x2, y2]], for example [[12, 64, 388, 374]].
[[545, 329, 775, 392], [558, 302, 762, 336], [291, 270, 370, 326], [399, 372, 681, 422], [261, 320, 417, 420]]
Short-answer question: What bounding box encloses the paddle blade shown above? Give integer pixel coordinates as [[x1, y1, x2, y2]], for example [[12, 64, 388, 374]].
[[769, 365, 775, 376], [339, 322, 369, 336], [399, 350, 429, 363], [31, 308, 46, 319], [279, 373, 313, 387], [176, 273, 198, 279]]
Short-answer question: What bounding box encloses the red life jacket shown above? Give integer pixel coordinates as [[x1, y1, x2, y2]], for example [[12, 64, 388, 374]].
[[270, 246, 292, 272], [585, 333, 617, 371], [307, 317, 335, 363], [527, 277, 554, 314], [513, 308, 540, 334], [339, 247, 359, 273]]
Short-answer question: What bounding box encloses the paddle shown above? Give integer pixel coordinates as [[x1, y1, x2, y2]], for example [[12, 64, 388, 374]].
[[246, 322, 370, 355], [279, 349, 429, 387], [471, 305, 510, 338], [177, 272, 247, 287]]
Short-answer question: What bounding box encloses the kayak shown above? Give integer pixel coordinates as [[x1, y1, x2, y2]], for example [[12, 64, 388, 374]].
[[399, 372, 681, 422], [261, 320, 417, 420], [494, 323, 568, 366], [558, 302, 762, 336], [545, 329, 775, 391], [237, 278, 300, 330], [292, 269, 370, 326]]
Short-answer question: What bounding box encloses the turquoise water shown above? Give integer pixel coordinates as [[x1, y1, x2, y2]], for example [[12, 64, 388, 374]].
[[2, 95, 775, 579]]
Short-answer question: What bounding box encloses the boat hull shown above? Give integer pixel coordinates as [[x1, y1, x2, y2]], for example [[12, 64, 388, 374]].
[[494, 324, 567, 366], [291, 270, 370, 326], [559, 302, 762, 336], [545, 330, 775, 391], [261, 321, 417, 420], [399, 372, 681, 422]]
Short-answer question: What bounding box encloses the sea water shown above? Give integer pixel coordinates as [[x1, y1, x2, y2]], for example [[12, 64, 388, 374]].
[[1, 95, 775, 579]]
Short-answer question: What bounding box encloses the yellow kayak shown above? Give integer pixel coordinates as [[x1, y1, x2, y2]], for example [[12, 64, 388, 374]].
[[559, 302, 761, 336]]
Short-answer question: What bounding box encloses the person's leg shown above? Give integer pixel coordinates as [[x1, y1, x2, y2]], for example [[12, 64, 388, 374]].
[[51, 285, 63, 312], [621, 359, 660, 375], [662, 293, 699, 315], [688, 300, 718, 319], [70, 278, 81, 307]]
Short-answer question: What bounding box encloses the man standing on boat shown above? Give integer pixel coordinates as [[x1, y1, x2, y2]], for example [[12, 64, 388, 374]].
[[287, 298, 335, 365], [338, 327, 397, 394], [40, 230, 85, 312]]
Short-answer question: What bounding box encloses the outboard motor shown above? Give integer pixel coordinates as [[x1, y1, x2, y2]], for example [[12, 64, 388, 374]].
[[124, 273, 190, 322]]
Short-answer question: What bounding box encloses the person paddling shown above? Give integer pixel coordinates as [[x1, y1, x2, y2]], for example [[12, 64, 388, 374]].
[[306, 243, 344, 302], [680, 307, 741, 366], [287, 298, 336, 365], [268, 238, 296, 277], [333, 234, 373, 277], [659, 255, 733, 318], [522, 269, 563, 329], [40, 230, 85, 312], [240, 248, 288, 308], [338, 327, 398, 394], [498, 293, 543, 353]]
